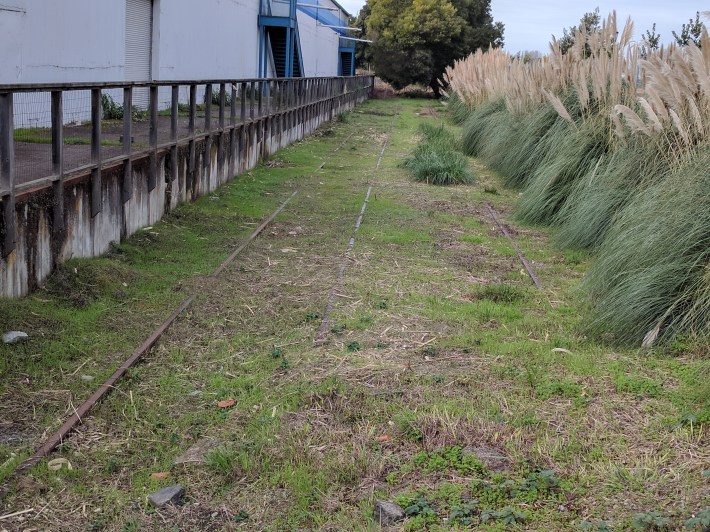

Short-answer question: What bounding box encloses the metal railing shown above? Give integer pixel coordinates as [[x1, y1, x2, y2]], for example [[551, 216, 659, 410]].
[[0, 75, 375, 258]]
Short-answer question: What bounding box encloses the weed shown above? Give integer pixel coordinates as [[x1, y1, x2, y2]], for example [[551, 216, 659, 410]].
[[403, 496, 436, 517], [304, 311, 320, 322], [484, 186, 499, 195], [376, 341, 389, 349], [578, 520, 613, 531], [520, 469, 560, 492], [449, 500, 479, 526], [104, 457, 119, 474], [346, 341, 361, 352], [205, 446, 237, 477], [235, 510, 250, 522], [631, 511, 671, 530], [375, 300, 388, 309], [685, 508, 710, 529], [358, 314, 373, 325], [412, 446, 485, 475], [280, 357, 290, 370], [481, 506, 528, 525], [477, 284, 526, 303], [613, 375, 662, 398], [422, 346, 438, 357], [271, 346, 283, 358], [536, 379, 582, 400], [330, 323, 346, 334], [101, 94, 124, 120]]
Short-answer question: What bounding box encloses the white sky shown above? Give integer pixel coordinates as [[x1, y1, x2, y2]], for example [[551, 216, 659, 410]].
[[338, 0, 706, 54]]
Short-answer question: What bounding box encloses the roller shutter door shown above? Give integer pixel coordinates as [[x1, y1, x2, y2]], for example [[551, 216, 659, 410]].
[[125, 0, 153, 107]]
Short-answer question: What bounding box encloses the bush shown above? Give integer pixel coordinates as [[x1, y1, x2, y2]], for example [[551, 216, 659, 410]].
[[402, 124, 474, 185]]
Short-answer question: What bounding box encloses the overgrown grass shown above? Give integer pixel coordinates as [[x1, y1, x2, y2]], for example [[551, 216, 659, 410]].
[[1, 99, 707, 530], [402, 123, 473, 185]]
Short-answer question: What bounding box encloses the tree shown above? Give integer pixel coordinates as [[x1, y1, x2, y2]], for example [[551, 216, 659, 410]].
[[641, 23, 660, 59], [354, 4, 372, 70], [364, 0, 504, 97], [672, 12, 705, 47], [557, 7, 601, 56]]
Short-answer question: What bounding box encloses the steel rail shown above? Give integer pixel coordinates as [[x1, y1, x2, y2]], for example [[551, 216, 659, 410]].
[[6, 123, 361, 481], [484, 201, 543, 289], [315, 135, 389, 343], [12, 189, 298, 476]]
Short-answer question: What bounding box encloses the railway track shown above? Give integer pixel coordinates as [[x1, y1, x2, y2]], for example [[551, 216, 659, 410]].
[[3, 127, 368, 488]]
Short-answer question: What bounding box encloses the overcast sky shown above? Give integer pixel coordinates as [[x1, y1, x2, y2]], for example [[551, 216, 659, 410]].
[[337, 0, 706, 54]]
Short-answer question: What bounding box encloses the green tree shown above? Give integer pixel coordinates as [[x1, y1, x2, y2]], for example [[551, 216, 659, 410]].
[[672, 11, 705, 47], [557, 7, 601, 55], [364, 0, 504, 97], [354, 4, 372, 70], [641, 23, 660, 59]]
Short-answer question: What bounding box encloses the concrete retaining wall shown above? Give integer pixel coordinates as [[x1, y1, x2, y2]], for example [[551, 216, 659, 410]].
[[0, 87, 369, 298]]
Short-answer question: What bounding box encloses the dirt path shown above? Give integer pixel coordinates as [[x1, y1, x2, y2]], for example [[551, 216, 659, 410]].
[[0, 99, 707, 531]]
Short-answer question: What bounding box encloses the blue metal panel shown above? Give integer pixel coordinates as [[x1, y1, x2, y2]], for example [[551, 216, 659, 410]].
[[258, 15, 295, 28]]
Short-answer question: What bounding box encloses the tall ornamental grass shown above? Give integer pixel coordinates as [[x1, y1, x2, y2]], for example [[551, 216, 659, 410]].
[[445, 12, 710, 344]]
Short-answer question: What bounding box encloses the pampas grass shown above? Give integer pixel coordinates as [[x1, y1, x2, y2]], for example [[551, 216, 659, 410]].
[[446, 11, 710, 344]]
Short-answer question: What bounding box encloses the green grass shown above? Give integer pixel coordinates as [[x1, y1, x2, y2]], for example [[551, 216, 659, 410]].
[[0, 98, 706, 530], [14, 128, 123, 146], [402, 123, 474, 185]]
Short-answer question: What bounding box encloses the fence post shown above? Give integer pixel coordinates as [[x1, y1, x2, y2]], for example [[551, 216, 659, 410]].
[[122, 87, 133, 202], [170, 84, 179, 191], [51, 91, 64, 243], [241, 82, 247, 122], [90, 88, 102, 217], [204, 84, 213, 188], [250, 81, 255, 120], [218, 83, 226, 177], [229, 82, 237, 178], [188, 84, 197, 195], [0, 92, 16, 258], [148, 85, 158, 191]]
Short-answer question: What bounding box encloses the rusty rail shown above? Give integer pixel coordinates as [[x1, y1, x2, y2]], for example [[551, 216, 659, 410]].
[[315, 136, 389, 343], [485, 201, 543, 289]]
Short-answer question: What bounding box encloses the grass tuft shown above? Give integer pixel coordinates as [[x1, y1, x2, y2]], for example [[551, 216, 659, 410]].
[[402, 123, 474, 185]]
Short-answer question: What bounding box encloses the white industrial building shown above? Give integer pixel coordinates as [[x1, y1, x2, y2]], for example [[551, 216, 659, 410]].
[[0, 0, 355, 84]]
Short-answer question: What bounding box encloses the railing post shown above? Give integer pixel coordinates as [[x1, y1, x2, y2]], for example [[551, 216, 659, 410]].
[[148, 85, 158, 191], [51, 90, 64, 242], [250, 81, 255, 120], [0, 92, 16, 258], [218, 83, 226, 176], [258, 80, 263, 117], [204, 84, 213, 175], [170, 84, 179, 190], [240, 82, 247, 123], [122, 87, 133, 203], [265, 80, 271, 116], [188, 84, 197, 192], [90, 88, 102, 217], [229, 82, 237, 178]]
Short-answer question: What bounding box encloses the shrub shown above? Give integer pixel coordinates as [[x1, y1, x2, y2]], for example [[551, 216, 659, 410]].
[[402, 123, 474, 185]]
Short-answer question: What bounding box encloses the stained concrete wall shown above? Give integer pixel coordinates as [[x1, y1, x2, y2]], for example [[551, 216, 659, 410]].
[[0, 82, 372, 298]]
